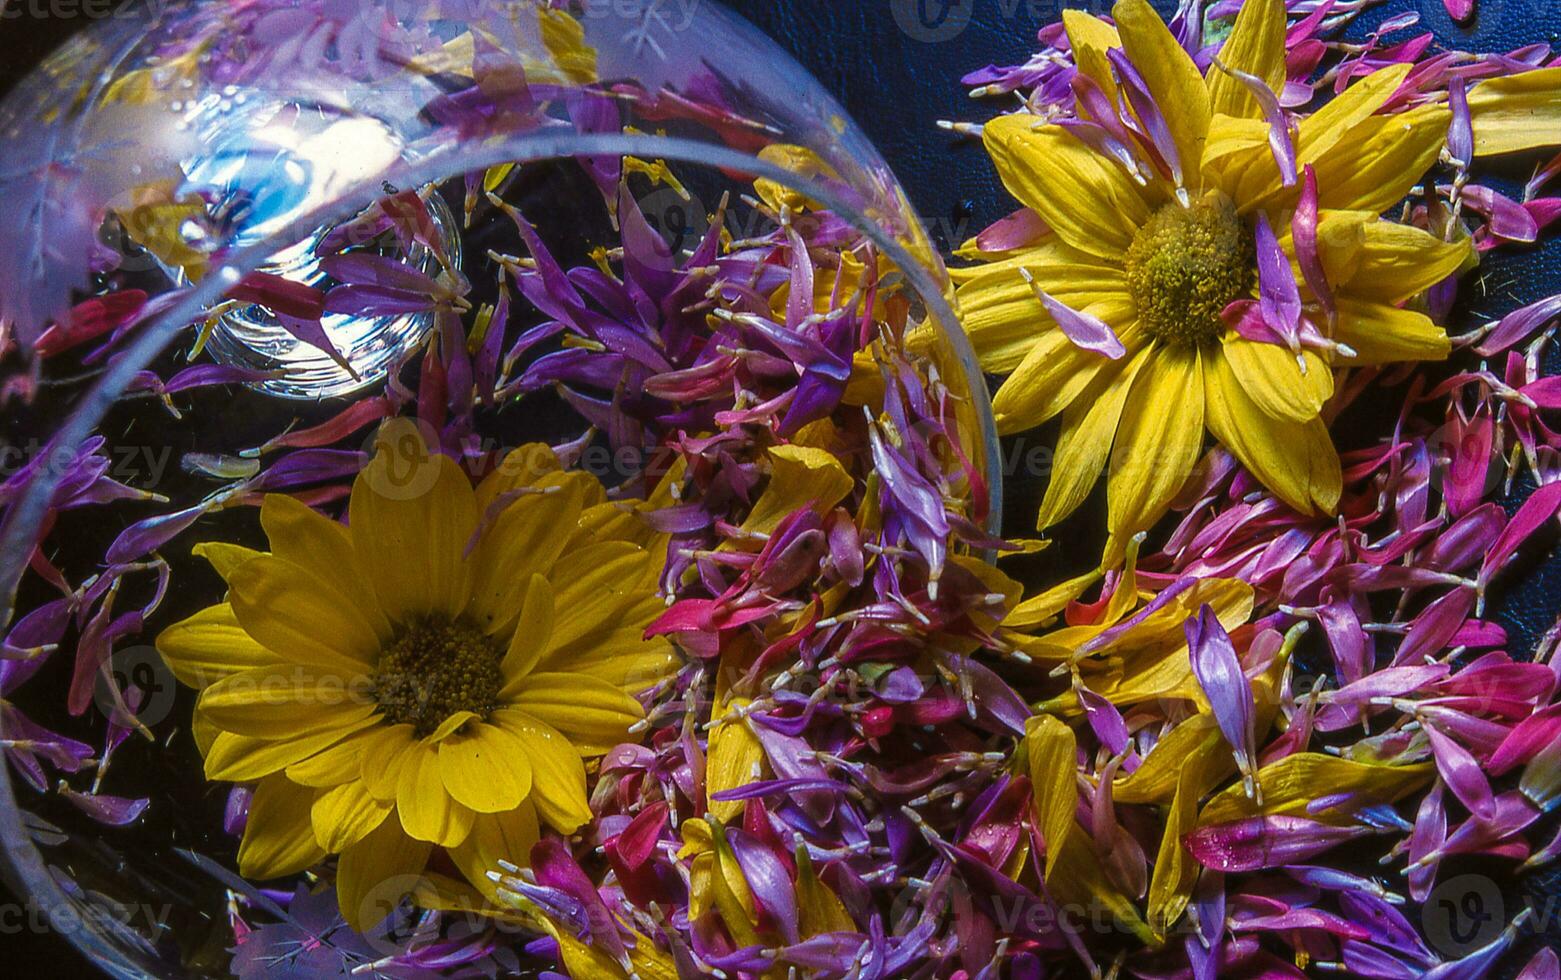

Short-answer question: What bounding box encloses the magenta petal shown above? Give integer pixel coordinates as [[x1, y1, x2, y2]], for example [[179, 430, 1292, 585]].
[[975, 208, 1049, 252], [1424, 723, 1496, 821], [1480, 481, 1561, 586], [1476, 293, 1561, 356], [1186, 605, 1258, 792], [1254, 212, 1303, 347], [1293, 166, 1335, 323], [1023, 275, 1125, 360], [1184, 816, 1370, 872], [1442, 0, 1475, 21], [1517, 949, 1561, 980]]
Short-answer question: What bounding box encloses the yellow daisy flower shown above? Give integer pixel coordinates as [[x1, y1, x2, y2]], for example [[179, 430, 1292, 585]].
[[155, 420, 678, 929], [957, 0, 1470, 561]]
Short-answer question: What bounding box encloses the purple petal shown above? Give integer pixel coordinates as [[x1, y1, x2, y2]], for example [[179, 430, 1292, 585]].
[[1021, 273, 1125, 360], [1186, 605, 1258, 793]]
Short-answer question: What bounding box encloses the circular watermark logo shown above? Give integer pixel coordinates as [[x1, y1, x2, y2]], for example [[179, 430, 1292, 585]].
[[891, 0, 975, 43], [1423, 873, 1505, 959], [93, 644, 177, 728], [638, 187, 710, 255], [359, 417, 446, 502]]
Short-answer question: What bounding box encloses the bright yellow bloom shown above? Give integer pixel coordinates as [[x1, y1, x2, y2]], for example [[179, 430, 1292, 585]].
[[957, 0, 1469, 562], [156, 420, 677, 929]]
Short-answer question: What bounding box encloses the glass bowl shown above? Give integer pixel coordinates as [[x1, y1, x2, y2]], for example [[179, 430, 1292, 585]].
[[0, 0, 1000, 976]]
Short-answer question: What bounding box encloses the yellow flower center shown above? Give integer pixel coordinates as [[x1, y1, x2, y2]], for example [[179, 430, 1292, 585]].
[[371, 616, 504, 737], [1125, 195, 1255, 348]]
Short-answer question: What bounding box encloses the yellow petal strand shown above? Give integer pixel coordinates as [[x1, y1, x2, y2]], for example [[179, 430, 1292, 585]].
[[1114, 0, 1211, 177], [439, 722, 532, 814], [1116, 716, 1226, 806], [260, 494, 392, 642], [237, 775, 325, 880], [796, 847, 856, 936], [312, 779, 392, 853], [449, 802, 541, 901], [156, 604, 279, 690], [1296, 64, 1414, 162], [1333, 298, 1452, 366], [992, 320, 1135, 434], [204, 716, 375, 783], [1025, 714, 1078, 877], [1339, 222, 1474, 305], [360, 723, 419, 800], [336, 815, 433, 933], [1312, 104, 1450, 215], [226, 556, 381, 670], [982, 117, 1151, 261], [349, 418, 480, 622], [1037, 346, 1151, 530], [1204, 348, 1342, 516], [1199, 753, 1434, 827], [1062, 10, 1123, 105], [198, 666, 377, 738], [498, 574, 554, 684], [1207, 0, 1286, 119], [1105, 349, 1205, 563], [396, 740, 476, 847], [1468, 67, 1561, 157], [1220, 338, 1334, 424], [740, 445, 855, 536], [493, 709, 593, 833], [468, 472, 585, 635]]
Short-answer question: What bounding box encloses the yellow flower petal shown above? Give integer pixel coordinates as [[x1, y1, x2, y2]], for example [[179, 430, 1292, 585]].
[[474, 443, 563, 512], [1025, 714, 1078, 876], [260, 494, 392, 642], [1199, 753, 1433, 827], [1116, 715, 1225, 806], [706, 700, 765, 824], [493, 708, 592, 832], [955, 243, 1132, 374], [191, 541, 264, 582], [396, 740, 476, 847], [1313, 104, 1450, 215], [983, 117, 1153, 261], [993, 318, 1139, 434], [156, 604, 279, 690], [349, 419, 479, 622], [1062, 9, 1123, 105], [286, 727, 377, 788], [449, 802, 541, 902], [741, 445, 854, 536], [468, 472, 586, 635], [506, 673, 644, 755], [1469, 67, 1561, 156], [336, 815, 433, 933], [1221, 338, 1333, 424], [312, 779, 392, 852], [1105, 349, 1205, 562], [545, 542, 660, 656], [1204, 347, 1342, 515], [1005, 569, 1105, 632], [1114, 0, 1211, 178], [237, 775, 325, 880], [360, 723, 418, 800], [198, 665, 376, 738], [1148, 742, 1227, 936], [1336, 222, 1473, 305], [1333, 297, 1451, 365], [498, 574, 554, 684], [534, 628, 680, 695], [1207, 0, 1286, 120], [439, 722, 532, 813], [1037, 346, 1151, 529], [226, 555, 381, 671], [204, 718, 375, 783]]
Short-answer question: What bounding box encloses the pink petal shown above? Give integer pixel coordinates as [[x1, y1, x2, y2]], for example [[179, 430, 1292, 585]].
[[1424, 723, 1496, 821], [1023, 272, 1126, 360]]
